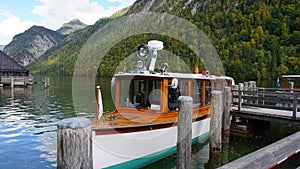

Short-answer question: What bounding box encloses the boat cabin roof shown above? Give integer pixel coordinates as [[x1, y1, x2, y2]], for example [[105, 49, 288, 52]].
[[114, 71, 233, 81], [282, 75, 300, 78]]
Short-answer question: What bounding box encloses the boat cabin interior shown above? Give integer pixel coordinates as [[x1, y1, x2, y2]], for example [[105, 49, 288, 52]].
[[114, 74, 213, 113]]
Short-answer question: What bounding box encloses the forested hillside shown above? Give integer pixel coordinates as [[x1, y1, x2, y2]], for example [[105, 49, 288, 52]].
[[28, 0, 300, 81]]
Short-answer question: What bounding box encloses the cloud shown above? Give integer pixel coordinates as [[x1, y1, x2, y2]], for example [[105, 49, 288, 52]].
[[32, 0, 134, 29], [0, 0, 135, 45], [0, 10, 38, 45], [108, 0, 136, 6]]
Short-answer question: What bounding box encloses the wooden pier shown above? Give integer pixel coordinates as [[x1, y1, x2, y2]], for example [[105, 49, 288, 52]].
[[231, 86, 300, 126], [0, 76, 33, 87], [217, 131, 300, 169]]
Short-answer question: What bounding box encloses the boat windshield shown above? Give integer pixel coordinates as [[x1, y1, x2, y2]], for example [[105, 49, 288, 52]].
[[117, 77, 212, 111], [119, 79, 161, 109]]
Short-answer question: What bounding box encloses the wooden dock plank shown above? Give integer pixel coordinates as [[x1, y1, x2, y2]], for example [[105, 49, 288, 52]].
[[217, 131, 300, 169]]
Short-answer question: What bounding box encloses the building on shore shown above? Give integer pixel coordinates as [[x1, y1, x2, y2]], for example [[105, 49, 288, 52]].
[[0, 50, 33, 87]]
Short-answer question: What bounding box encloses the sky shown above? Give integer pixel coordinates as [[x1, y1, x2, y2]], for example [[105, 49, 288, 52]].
[[0, 0, 136, 45]]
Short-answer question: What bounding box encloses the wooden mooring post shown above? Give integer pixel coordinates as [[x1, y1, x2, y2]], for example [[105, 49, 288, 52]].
[[10, 76, 14, 88], [177, 96, 193, 169], [293, 94, 298, 119], [243, 82, 248, 103], [238, 83, 244, 111], [57, 117, 93, 169], [44, 77, 50, 88], [223, 87, 231, 144], [210, 90, 223, 152]]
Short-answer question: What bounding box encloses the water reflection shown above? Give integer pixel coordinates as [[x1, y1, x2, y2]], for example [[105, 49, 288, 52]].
[[0, 76, 100, 169]]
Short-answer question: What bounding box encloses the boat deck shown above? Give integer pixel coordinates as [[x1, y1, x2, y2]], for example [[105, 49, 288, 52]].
[[92, 106, 210, 134]]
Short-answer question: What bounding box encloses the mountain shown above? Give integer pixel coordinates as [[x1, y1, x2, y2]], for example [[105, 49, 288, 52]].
[[0, 45, 4, 51], [3, 26, 65, 66], [56, 19, 87, 35], [27, 7, 130, 75], [28, 0, 300, 81]]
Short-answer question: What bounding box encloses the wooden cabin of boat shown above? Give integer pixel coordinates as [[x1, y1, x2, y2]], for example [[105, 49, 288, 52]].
[[94, 72, 232, 133], [93, 40, 233, 133], [282, 75, 300, 90]]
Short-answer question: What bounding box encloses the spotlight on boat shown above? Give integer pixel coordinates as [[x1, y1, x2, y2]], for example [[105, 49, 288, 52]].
[[136, 40, 164, 72], [136, 44, 150, 60]]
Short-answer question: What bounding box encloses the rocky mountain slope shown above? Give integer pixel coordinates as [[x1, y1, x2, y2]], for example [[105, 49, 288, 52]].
[[3, 26, 65, 66], [56, 19, 87, 35], [28, 7, 130, 75]]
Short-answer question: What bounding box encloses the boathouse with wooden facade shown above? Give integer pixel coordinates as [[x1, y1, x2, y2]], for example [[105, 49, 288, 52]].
[[0, 50, 32, 87]]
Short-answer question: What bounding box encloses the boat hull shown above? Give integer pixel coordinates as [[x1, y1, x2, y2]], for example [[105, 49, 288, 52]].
[[92, 118, 210, 169]]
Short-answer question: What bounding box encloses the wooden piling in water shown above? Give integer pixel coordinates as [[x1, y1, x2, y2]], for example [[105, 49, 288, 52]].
[[243, 82, 248, 103], [232, 85, 239, 103], [238, 83, 244, 111], [57, 117, 93, 169], [44, 77, 47, 88], [10, 77, 14, 88], [289, 82, 294, 108], [223, 87, 231, 131], [223, 87, 231, 144], [210, 90, 223, 152], [44, 77, 50, 88], [248, 81, 255, 104], [177, 96, 193, 169], [47, 77, 50, 87]]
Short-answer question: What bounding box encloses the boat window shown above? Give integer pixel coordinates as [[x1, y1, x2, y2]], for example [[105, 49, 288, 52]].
[[192, 81, 202, 107], [205, 81, 211, 104], [167, 80, 188, 111], [119, 78, 161, 109], [119, 79, 131, 107], [168, 83, 181, 111], [179, 81, 188, 96]]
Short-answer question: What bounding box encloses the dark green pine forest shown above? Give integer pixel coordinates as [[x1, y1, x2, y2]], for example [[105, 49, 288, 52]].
[[28, 0, 300, 82]]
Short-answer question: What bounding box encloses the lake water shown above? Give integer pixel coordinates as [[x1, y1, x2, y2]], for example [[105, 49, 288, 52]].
[[0, 76, 299, 169]]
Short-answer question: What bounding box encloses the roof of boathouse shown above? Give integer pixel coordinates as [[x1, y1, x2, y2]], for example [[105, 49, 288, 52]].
[[0, 50, 28, 73]]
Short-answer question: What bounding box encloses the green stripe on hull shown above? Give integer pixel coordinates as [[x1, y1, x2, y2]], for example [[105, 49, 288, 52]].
[[105, 132, 210, 169]]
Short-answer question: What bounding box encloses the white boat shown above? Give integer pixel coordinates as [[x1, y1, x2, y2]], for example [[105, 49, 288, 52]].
[[92, 40, 233, 169]]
